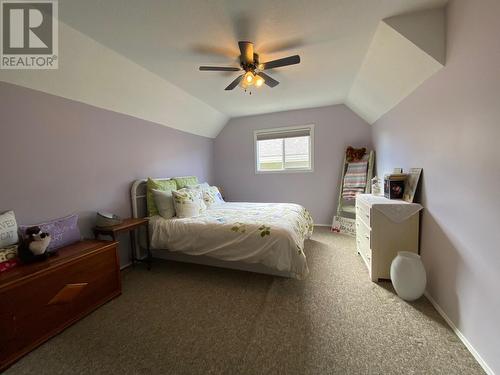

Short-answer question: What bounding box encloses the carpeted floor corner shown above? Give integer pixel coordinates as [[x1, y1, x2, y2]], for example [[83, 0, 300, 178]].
[[6, 227, 484, 374]]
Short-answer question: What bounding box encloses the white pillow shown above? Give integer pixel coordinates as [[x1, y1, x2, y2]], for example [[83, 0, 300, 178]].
[[185, 182, 210, 191], [172, 189, 206, 218], [152, 189, 175, 219], [0, 210, 19, 248], [203, 186, 225, 207]]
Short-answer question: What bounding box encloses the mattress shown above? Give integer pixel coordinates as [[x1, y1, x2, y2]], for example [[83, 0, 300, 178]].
[[149, 202, 314, 279]]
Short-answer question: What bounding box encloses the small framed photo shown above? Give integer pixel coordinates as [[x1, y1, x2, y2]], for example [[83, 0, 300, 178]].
[[403, 168, 422, 203]]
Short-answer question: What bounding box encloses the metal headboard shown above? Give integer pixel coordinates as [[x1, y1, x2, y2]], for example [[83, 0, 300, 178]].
[[131, 178, 174, 219]]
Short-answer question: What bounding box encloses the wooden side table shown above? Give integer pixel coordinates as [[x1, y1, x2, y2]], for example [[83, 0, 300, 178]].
[[93, 218, 151, 269]]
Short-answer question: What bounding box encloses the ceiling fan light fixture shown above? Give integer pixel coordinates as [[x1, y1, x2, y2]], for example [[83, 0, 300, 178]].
[[244, 71, 255, 84], [199, 40, 298, 91], [255, 75, 265, 87]]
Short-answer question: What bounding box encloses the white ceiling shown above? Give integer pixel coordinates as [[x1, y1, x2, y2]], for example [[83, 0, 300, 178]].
[[0, 20, 227, 138], [346, 8, 445, 123], [59, 0, 447, 119]]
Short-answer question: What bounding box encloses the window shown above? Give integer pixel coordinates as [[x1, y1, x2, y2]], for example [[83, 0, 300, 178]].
[[255, 125, 314, 173]]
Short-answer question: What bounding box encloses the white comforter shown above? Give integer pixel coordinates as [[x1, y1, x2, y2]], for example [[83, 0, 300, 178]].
[[149, 202, 314, 279]]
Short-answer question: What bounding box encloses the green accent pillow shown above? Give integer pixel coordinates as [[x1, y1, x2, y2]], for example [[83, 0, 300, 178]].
[[146, 178, 177, 216], [173, 176, 199, 189]]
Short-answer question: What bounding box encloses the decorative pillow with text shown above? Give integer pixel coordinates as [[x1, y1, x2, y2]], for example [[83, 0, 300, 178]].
[[0, 210, 19, 248]]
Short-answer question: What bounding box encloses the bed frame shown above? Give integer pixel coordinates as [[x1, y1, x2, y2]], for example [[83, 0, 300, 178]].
[[131, 178, 293, 278]]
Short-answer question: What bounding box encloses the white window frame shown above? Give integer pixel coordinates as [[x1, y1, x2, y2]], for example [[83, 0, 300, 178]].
[[254, 124, 315, 174]]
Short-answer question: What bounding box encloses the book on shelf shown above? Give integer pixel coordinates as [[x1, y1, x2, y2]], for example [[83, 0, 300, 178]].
[[384, 173, 408, 181]]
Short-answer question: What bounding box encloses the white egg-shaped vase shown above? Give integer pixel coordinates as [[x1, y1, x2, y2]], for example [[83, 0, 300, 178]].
[[390, 251, 427, 301]]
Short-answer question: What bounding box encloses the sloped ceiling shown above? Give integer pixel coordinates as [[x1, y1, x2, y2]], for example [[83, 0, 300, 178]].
[[346, 7, 446, 123], [0, 0, 447, 137], [0, 20, 227, 138]]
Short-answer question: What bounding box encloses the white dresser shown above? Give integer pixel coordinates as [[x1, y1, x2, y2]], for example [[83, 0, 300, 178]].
[[355, 194, 422, 282]]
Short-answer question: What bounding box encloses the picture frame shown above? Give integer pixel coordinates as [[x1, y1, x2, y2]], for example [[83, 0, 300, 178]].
[[403, 168, 422, 203]]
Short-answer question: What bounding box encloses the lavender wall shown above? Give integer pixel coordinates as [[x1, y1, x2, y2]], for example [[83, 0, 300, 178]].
[[214, 105, 372, 225], [0, 82, 214, 266], [372, 0, 500, 372]]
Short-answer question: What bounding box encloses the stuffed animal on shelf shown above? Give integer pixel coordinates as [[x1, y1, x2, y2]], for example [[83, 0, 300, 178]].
[[18, 226, 53, 263]]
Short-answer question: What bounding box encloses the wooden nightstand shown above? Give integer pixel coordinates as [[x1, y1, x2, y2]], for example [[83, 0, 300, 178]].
[[93, 218, 151, 269]]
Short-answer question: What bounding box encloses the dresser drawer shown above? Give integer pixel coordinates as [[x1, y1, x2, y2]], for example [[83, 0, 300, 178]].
[[357, 239, 371, 260], [0, 241, 121, 371], [356, 219, 371, 263], [356, 237, 371, 268], [356, 220, 371, 248], [356, 200, 371, 227]]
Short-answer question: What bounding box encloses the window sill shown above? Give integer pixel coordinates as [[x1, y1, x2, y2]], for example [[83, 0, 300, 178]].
[[255, 168, 314, 175]]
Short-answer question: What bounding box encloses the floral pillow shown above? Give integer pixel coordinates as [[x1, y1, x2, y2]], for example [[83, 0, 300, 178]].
[[172, 189, 206, 218], [186, 184, 225, 208], [185, 182, 210, 191], [203, 186, 225, 207], [0, 244, 18, 262]]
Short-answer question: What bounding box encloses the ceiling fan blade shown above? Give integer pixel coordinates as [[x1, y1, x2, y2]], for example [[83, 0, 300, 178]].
[[238, 41, 254, 64], [199, 66, 241, 71], [225, 75, 244, 90], [261, 55, 300, 70], [258, 72, 279, 88]]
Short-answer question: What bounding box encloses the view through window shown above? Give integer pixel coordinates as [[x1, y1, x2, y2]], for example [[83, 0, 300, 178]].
[[255, 126, 313, 172]]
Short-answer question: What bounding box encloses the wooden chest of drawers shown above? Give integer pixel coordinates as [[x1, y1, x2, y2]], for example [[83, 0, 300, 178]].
[[0, 240, 121, 371], [355, 194, 421, 282]]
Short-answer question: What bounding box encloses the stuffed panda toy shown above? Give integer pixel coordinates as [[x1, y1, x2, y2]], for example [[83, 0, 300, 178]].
[[18, 226, 53, 263]]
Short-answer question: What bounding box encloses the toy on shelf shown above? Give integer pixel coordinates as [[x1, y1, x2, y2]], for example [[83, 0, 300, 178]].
[[18, 226, 53, 264]]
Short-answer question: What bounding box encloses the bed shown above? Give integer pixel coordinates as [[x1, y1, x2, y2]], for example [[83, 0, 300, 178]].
[[131, 178, 314, 279]]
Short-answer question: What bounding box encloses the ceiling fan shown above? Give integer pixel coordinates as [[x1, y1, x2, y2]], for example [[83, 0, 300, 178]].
[[199, 41, 300, 91]]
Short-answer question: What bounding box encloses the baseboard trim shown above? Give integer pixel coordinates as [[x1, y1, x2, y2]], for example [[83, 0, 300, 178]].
[[424, 291, 494, 375], [120, 262, 132, 271], [314, 224, 332, 227]]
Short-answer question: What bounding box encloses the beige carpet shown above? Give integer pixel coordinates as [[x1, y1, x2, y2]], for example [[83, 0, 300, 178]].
[[6, 227, 484, 375]]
